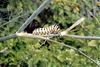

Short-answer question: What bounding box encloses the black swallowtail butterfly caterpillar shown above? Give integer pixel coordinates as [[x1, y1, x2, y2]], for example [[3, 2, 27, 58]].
[[32, 25, 60, 35]]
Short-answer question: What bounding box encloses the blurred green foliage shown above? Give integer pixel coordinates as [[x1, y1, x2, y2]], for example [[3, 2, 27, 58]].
[[0, 0, 100, 67]]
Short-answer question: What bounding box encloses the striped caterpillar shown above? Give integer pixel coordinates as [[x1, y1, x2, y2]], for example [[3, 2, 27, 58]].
[[32, 25, 60, 35]]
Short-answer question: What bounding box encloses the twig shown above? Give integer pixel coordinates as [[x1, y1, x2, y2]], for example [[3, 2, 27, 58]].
[[16, 32, 100, 40], [0, 0, 52, 41], [0, 11, 30, 28], [66, 17, 85, 32], [0, 34, 17, 41], [0, 47, 8, 53], [47, 39, 100, 67], [16, 32, 49, 40], [15, 32, 100, 66], [17, 0, 52, 33], [36, 40, 47, 49], [65, 34, 100, 40], [61, 17, 85, 36]]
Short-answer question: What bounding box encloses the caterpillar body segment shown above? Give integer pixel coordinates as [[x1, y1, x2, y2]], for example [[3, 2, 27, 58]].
[[32, 25, 60, 35]]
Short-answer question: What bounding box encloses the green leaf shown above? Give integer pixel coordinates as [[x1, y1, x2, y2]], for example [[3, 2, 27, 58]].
[[88, 40, 98, 47], [53, 14, 58, 20], [59, 9, 64, 15]]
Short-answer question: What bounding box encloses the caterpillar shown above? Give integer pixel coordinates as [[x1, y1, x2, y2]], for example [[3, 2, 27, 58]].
[[32, 25, 60, 35]]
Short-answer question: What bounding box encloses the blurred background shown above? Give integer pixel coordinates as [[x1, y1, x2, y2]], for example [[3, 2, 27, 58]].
[[0, 0, 100, 67]]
